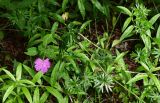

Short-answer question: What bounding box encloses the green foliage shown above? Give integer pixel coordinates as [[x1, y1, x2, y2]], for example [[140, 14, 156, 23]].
[[1, 0, 160, 103]]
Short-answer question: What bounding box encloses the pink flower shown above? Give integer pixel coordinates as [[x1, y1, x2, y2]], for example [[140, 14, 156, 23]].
[[34, 58, 51, 74]]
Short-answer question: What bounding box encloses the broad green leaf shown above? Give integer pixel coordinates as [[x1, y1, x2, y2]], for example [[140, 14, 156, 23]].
[[16, 63, 22, 81], [23, 64, 35, 77], [46, 86, 64, 103], [91, 0, 104, 14], [18, 80, 35, 86], [40, 92, 49, 103], [149, 73, 160, 92], [22, 87, 32, 103], [3, 85, 15, 102], [78, 0, 85, 19], [146, 29, 151, 37], [120, 25, 134, 41], [111, 39, 121, 47], [127, 74, 148, 84], [156, 25, 160, 39], [149, 13, 160, 25], [75, 53, 89, 61], [50, 61, 60, 86], [17, 96, 23, 103], [28, 34, 41, 43], [51, 22, 59, 34], [122, 17, 132, 32], [33, 87, 39, 103], [24, 47, 38, 56], [89, 61, 96, 72], [43, 34, 54, 47], [32, 71, 43, 84], [79, 20, 92, 33], [3, 69, 16, 81], [141, 34, 151, 51], [50, 13, 65, 24], [62, 0, 68, 11], [117, 6, 132, 16]]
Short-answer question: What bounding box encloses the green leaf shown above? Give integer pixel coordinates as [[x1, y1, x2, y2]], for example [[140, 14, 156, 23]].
[[111, 39, 121, 47], [40, 92, 49, 103], [149, 74, 160, 92], [46, 86, 64, 103], [33, 87, 39, 103], [122, 17, 132, 32], [139, 61, 150, 72], [50, 61, 60, 86], [127, 74, 148, 84], [51, 22, 59, 34], [75, 53, 89, 61], [22, 87, 32, 103], [28, 34, 41, 43], [43, 34, 54, 47], [120, 25, 134, 41], [3, 69, 16, 81], [62, 0, 68, 11], [18, 80, 35, 86], [17, 96, 23, 103], [78, 0, 85, 19], [149, 13, 160, 25], [32, 71, 43, 84], [68, 58, 80, 74], [117, 6, 132, 16], [16, 63, 22, 81], [79, 20, 92, 33], [50, 13, 65, 24], [3, 85, 15, 102], [156, 25, 160, 39], [24, 47, 38, 56], [23, 64, 35, 77], [91, 0, 104, 14]]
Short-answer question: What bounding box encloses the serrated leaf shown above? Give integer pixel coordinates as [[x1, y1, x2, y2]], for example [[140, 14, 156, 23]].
[[3, 85, 15, 102], [78, 0, 85, 19], [32, 71, 43, 84], [117, 6, 132, 16], [79, 20, 91, 33], [33, 87, 39, 103], [40, 92, 49, 103], [24, 47, 38, 56], [120, 25, 134, 41], [22, 87, 32, 103], [122, 17, 132, 32], [51, 22, 59, 34], [62, 0, 68, 11], [46, 86, 64, 103], [149, 13, 160, 25], [127, 74, 148, 84], [3, 69, 16, 81], [16, 63, 22, 81]]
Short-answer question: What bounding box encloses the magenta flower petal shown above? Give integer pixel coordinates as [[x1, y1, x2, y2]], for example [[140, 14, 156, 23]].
[[34, 58, 51, 74]]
